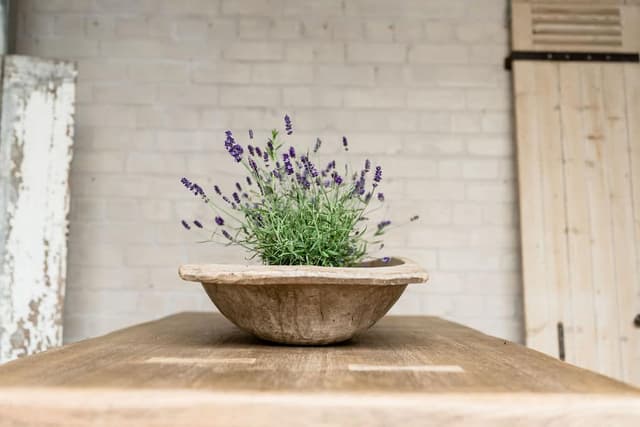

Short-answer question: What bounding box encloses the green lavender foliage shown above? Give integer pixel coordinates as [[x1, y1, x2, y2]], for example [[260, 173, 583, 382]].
[[182, 124, 393, 267]]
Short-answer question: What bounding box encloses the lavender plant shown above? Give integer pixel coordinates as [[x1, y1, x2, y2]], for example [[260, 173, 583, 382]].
[[180, 115, 417, 267]]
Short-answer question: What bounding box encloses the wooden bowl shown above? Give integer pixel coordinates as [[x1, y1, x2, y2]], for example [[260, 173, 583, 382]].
[[178, 257, 428, 345]]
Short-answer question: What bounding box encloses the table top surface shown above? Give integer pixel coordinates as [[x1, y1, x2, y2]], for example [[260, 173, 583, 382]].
[[0, 313, 639, 426]]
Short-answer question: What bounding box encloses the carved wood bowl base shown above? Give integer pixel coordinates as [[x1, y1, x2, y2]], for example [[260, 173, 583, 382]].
[[179, 258, 428, 345]]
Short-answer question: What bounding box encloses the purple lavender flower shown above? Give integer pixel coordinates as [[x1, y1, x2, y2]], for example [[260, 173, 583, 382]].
[[283, 153, 294, 175], [224, 130, 244, 162], [289, 146, 296, 158], [301, 155, 318, 177], [181, 220, 191, 230], [325, 160, 336, 172], [235, 182, 242, 191], [181, 177, 207, 201], [233, 192, 241, 204], [214, 185, 221, 195], [377, 220, 391, 231], [249, 158, 258, 173], [342, 136, 349, 151], [215, 216, 224, 226], [246, 176, 252, 186], [314, 138, 322, 153], [193, 220, 203, 229], [410, 215, 419, 222], [332, 172, 343, 185], [248, 145, 255, 156], [381, 256, 391, 263], [364, 159, 371, 172], [263, 151, 269, 162], [255, 146, 262, 157], [249, 129, 254, 139], [221, 229, 233, 241], [364, 192, 372, 202], [273, 169, 282, 179], [284, 114, 293, 135], [373, 166, 382, 186], [377, 192, 384, 201], [222, 196, 231, 204]]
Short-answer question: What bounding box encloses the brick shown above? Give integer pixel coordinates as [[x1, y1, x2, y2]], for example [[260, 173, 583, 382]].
[[251, 64, 313, 84], [408, 44, 468, 64], [453, 203, 483, 225], [481, 112, 511, 133], [128, 62, 191, 83], [126, 152, 186, 174], [364, 21, 394, 42], [314, 65, 374, 86], [93, 83, 155, 105], [76, 105, 136, 127], [462, 160, 499, 179], [70, 198, 106, 221], [405, 180, 465, 201], [72, 150, 126, 172], [135, 106, 200, 129], [77, 60, 128, 82], [466, 136, 513, 156], [173, 17, 208, 40], [222, 0, 281, 16], [270, 19, 301, 39], [192, 62, 249, 84], [407, 89, 465, 110], [403, 135, 464, 155], [409, 65, 499, 88], [424, 21, 454, 42], [343, 88, 405, 109], [466, 182, 516, 202], [219, 86, 280, 107], [332, 18, 364, 41], [300, 17, 333, 40], [238, 18, 269, 39], [223, 41, 284, 61], [347, 43, 406, 63], [53, 14, 85, 36], [283, 87, 342, 107], [438, 159, 462, 178], [419, 112, 451, 132], [451, 112, 482, 133], [438, 249, 501, 271], [465, 88, 510, 111], [393, 20, 424, 42], [159, 0, 220, 15], [155, 84, 219, 106]]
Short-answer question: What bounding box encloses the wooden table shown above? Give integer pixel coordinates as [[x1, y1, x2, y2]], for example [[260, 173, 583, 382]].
[[0, 313, 639, 426]]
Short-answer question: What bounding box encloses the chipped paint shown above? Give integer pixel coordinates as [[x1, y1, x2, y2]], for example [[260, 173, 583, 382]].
[[0, 55, 76, 363]]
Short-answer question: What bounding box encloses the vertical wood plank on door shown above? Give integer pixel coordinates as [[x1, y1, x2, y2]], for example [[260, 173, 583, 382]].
[[557, 63, 590, 367], [601, 64, 639, 382], [513, 61, 556, 355], [623, 63, 640, 385], [534, 62, 569, 361], [0, 56, 76, 363], [580, 64, 621, 379]]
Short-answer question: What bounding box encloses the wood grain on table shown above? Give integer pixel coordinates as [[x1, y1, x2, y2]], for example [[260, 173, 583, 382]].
[[0, 312, 638, 426]]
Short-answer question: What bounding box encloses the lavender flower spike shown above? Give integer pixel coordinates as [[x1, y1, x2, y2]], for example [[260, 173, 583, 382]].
[[289, 146, 296, 158], [215, 216, 224, 226], [249, 129, 254, 139], [373, 165, 382, 186], [342, 136, 349, 151], [377, 192, 384, 201], [222, 229, 233, 241], [314, 138, 322, 153], [284, 114, 293, 135], [181, 220, 191, 230], [193, 220, 203, 228]]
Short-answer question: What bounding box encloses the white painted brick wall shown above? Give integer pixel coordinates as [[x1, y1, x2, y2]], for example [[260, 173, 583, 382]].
[[15, 0, 522, 343]]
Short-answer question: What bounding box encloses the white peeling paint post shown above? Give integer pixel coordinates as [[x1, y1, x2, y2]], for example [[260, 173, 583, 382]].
[[0, 55, 76, 363]]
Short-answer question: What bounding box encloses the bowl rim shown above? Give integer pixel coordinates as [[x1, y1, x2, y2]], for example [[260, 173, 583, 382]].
[[178, 257, 428, 286]]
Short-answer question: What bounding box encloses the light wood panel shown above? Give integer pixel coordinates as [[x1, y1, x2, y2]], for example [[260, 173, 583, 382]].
[[511, 1, 640, 385], [0, 313, 638, 426]]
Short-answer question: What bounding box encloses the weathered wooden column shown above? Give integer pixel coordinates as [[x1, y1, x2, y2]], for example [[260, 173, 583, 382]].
[[0, 56, 76, 363]]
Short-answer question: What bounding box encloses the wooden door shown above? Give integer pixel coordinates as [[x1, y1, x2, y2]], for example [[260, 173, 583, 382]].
[[511, 0, 640, 384]]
